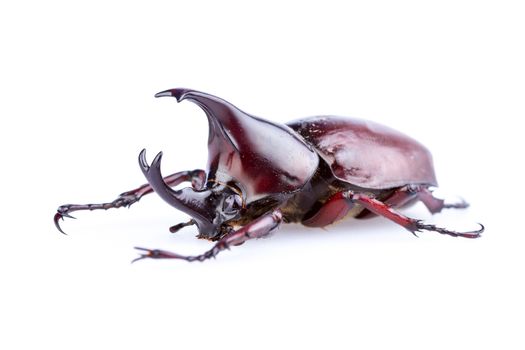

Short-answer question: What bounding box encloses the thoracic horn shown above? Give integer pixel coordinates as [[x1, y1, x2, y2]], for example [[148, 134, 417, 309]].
[[155, 88, 319, 203]]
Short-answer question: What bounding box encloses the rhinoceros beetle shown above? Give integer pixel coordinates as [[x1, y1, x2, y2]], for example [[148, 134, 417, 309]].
[[55, 88, 483, 262]]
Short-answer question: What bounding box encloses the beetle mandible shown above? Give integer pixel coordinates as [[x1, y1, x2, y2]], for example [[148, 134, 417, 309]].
[[54, 88, 483, 262]]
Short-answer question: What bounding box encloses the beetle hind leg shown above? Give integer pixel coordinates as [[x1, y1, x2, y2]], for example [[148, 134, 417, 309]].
[[411, 185, 469, 214], [345, 191, 483, 239]]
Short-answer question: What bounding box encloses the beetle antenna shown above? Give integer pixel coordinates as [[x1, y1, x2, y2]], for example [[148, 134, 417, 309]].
[[169, 219, 196, 233]]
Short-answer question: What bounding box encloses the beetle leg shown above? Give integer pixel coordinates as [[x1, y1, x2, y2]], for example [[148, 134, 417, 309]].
[[54, 169, 206, 234], [132, 210, 283, 263], [345, 191, 484, 238], [358, 185, 470, 217], [410, 186, 469, 214], [302, 192, 354, 227]]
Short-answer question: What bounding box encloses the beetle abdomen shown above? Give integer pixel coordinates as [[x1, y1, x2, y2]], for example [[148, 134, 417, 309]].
[[287, 116, 437, 189]]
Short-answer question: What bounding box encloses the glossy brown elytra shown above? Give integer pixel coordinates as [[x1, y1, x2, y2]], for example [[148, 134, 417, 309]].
[[55, 88, 483, 262]]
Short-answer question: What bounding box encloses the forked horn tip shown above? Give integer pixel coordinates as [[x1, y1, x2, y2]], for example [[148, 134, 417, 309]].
[[154, 88, 189, 102]]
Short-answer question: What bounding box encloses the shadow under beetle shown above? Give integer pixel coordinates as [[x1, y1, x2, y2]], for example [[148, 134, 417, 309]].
[[54, 88, 483, 262]]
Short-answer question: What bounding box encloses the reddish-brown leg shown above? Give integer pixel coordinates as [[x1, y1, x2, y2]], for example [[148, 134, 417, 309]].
[[357, 185, 469, 219], [345, 191, 483, 238], [54, 169, 205, 234], [302, 192, 354, 227], [132, 210, 283, 263], [414, 186, 469, 214]]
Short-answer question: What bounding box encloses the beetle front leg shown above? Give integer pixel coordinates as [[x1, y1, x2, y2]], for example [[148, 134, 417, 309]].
[[345, 192, 483, 238], [132, 210, 283, 263], [54, 169, 206, 234]]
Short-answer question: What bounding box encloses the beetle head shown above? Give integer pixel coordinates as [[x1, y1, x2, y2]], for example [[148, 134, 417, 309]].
[[145, 88, 318, 238], [139, 150, 245, 239]]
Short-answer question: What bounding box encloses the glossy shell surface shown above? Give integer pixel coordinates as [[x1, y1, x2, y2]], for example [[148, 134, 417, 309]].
[[170, 89, 319, 203], [288, 116, 437, 189]]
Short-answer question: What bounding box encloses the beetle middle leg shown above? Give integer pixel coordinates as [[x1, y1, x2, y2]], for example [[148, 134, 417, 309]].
[[356, 185, 469, 219], [54, 169, 205, 234], [132, 209, 283, 263], [345, 191, 483, 238]]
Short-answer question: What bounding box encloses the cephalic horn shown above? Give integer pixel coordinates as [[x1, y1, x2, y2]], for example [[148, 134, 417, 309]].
[[138, 149, 215, 233]]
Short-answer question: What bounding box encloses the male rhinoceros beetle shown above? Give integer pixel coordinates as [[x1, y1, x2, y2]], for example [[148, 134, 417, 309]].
[[55, 88, 483, 262]]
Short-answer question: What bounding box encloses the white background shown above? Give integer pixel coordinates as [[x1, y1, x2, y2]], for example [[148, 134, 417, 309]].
[[1, 1, 524, 349]]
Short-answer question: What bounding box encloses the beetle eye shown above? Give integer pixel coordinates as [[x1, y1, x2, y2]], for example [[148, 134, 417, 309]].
[[222, 194, 242, 215]]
